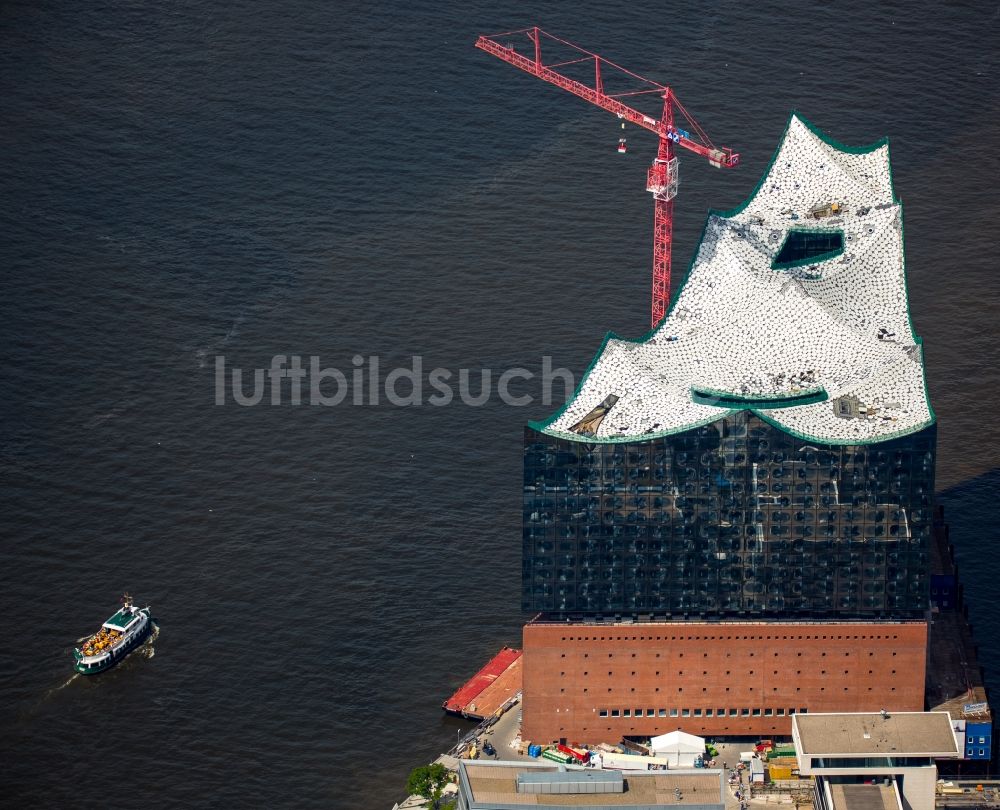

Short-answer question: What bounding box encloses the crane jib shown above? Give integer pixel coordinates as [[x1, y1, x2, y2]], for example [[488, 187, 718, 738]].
[[475, 28, 739, 326]]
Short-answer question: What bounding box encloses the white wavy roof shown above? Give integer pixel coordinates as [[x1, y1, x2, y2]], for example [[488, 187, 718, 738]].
[[536, 113, 933, 445]]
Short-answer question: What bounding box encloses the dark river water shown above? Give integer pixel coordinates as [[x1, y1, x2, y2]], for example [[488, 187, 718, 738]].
[[2, 1, 998, 806]]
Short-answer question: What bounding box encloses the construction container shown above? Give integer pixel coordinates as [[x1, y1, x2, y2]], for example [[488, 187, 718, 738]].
[[541, 748, 574, 764], [768, 765, 794, 780]]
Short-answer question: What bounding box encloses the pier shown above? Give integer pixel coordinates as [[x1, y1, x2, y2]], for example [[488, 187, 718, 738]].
[[442, 646, 522, 721]]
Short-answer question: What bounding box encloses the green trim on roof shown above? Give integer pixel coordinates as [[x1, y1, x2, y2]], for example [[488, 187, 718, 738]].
[[691, 386, 828, 410], [913, 337, 936, 427], [528, 111, 932, 446], [532, 407, 936, 447], [532, 409, 738, 444], [751, 407, 936, 447]]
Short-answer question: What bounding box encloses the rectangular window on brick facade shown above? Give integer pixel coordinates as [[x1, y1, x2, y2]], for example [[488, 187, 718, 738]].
[[623, 709, 631, 717], [694, 709, 703, 717], [777, 708, 785, 716], [659, 709, 667, 717], [611, 709, 620, 717], [670, 709, 678, 717], [600, 709, 608, 717]]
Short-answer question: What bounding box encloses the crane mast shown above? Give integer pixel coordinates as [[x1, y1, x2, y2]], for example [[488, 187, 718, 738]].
[[476, 27, 738, 326]]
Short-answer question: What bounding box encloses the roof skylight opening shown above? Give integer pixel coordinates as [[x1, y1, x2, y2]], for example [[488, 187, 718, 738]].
[[772, 228, 845, 270]]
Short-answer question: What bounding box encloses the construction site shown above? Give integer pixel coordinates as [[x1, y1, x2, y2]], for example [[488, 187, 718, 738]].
[[398, 24, 994, 810]]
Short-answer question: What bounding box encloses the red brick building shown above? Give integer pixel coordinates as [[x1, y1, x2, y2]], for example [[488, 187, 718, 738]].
[[522, 620, 928, 745]]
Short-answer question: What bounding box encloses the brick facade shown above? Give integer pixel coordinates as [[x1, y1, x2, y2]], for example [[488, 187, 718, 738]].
[[522, 621, 928, 745]]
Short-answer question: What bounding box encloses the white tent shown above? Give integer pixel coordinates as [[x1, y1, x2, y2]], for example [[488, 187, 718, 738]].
[[649, 730, 706, 767]]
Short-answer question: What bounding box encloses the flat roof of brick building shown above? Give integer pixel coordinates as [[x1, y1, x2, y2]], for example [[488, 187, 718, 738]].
[[794, 712, 958, 756]]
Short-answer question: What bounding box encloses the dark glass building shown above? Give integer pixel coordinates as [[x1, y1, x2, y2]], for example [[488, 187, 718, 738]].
[[523, 413, 935, 619], [520, 114, 936, 621]]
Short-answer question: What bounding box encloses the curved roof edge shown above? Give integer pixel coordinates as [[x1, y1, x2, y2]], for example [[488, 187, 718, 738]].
[[529, 112, 933, 446]]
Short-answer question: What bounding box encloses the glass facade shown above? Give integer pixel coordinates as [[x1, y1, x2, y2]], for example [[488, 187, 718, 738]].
[[523, 412, 935, 618]]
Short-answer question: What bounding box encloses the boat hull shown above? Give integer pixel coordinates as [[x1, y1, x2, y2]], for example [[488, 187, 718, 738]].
[[74, 615, 153, 675]]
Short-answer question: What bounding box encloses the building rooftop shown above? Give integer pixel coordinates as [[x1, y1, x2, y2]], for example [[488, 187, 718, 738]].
[[460, 762, 724, 808], [534, 112, 931, 446], [829, 784, 899, 810], [794, 712, 958, 756]]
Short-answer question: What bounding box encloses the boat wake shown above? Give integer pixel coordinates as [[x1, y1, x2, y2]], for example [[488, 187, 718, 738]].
[[53, 674, 78, 692], [40, 673, 80, 703], [141, 622, 160, 658]]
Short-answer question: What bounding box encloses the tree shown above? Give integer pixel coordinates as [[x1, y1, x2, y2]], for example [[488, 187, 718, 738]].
[[406, 763, 450, 809]]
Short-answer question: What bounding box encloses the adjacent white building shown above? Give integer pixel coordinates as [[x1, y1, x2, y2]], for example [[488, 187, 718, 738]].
[[792, 711, 960, 810]]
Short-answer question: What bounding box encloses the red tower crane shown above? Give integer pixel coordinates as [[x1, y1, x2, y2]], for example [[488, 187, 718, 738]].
[[475, 27, 739, 326]]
